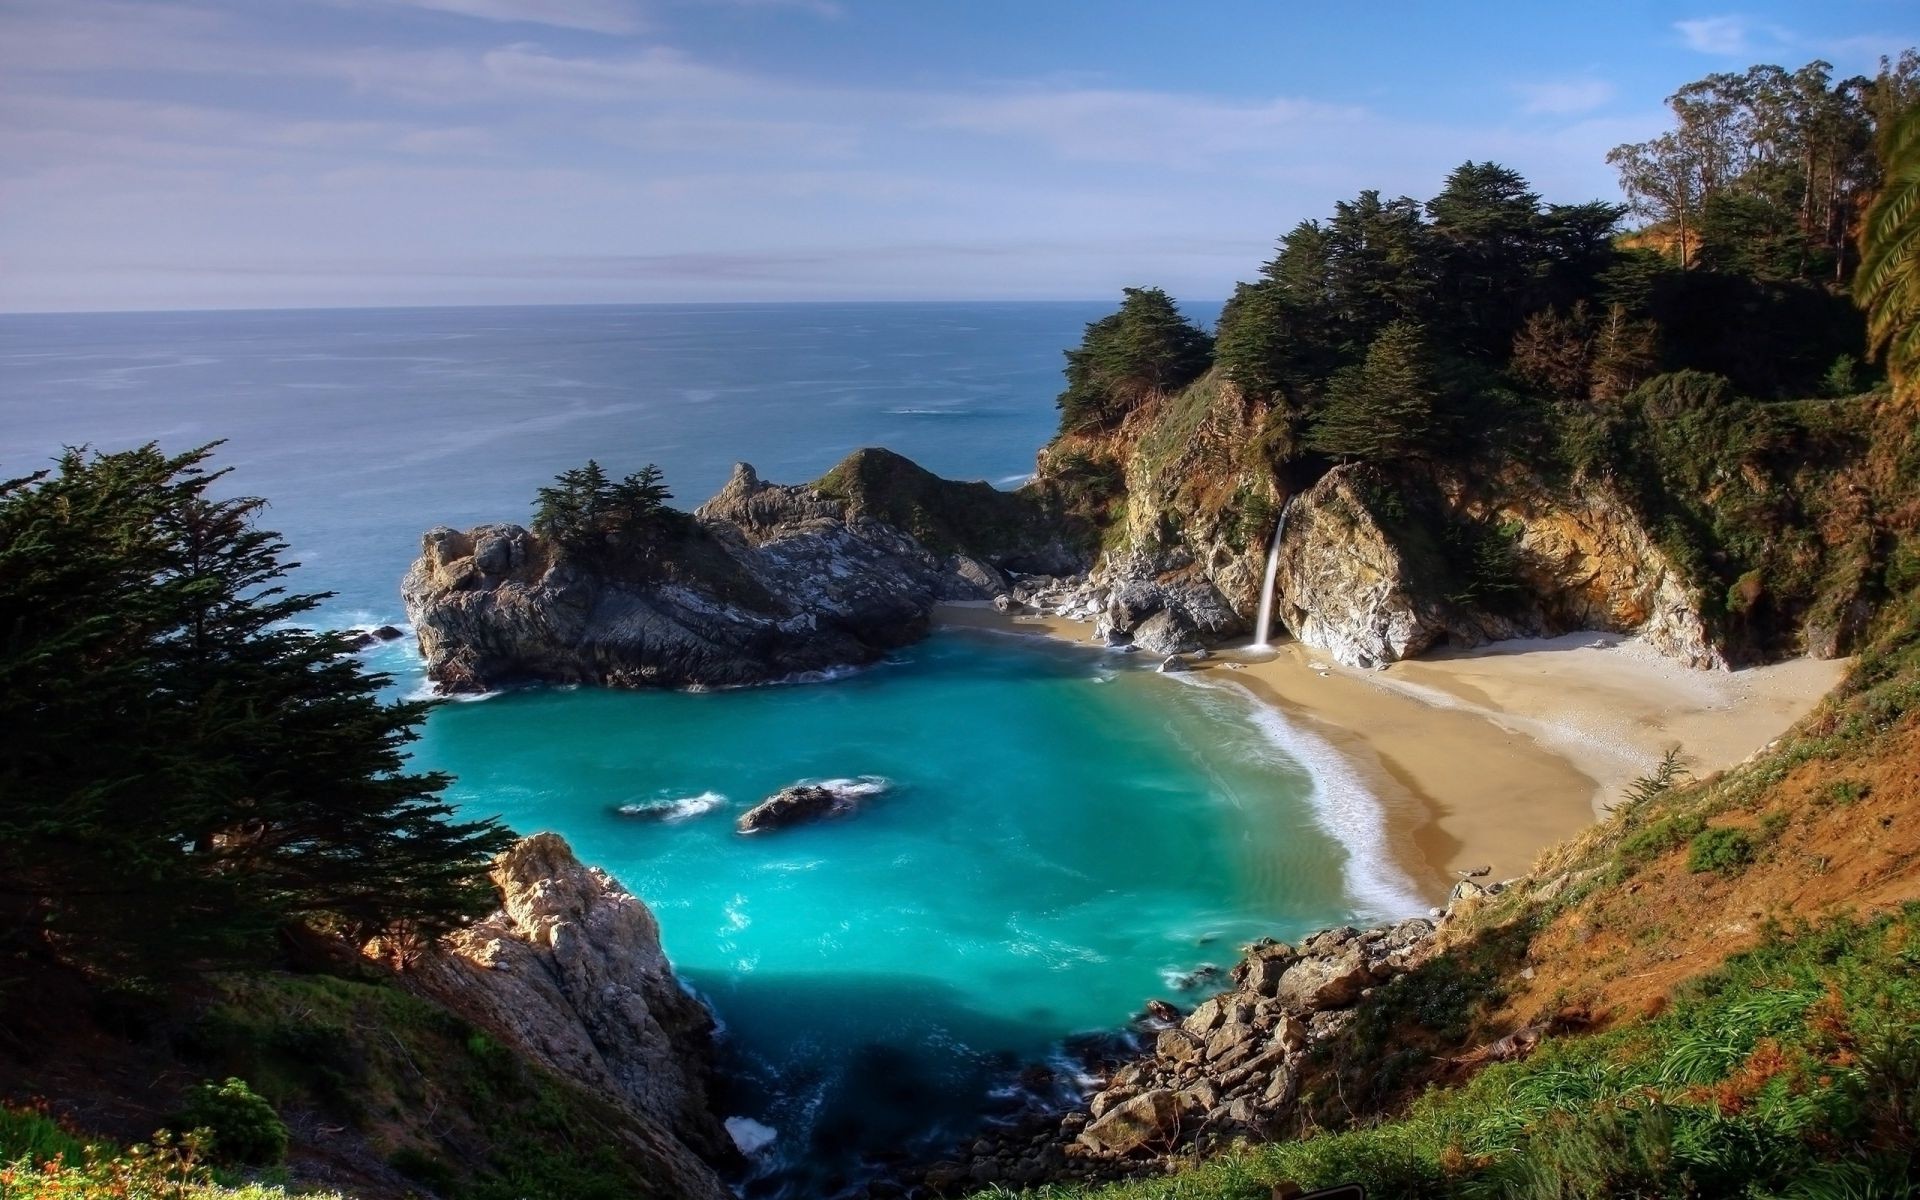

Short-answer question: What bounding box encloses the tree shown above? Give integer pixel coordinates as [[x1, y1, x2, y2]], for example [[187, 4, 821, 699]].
[[0, 444, 511, 978], [609, 464, 672, 527], [532, 459, 611, 548], [1855, 100, 1920, 394], [1425, 162, 1549, 357], [1609, 60, 1883, 279], [1058, 288, 1213, 430], [1321, 191, 1432, 347], [1306, 321, 1438, 461]]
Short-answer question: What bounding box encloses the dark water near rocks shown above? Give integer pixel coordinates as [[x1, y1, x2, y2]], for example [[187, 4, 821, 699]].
[[0, 302, 1419, 1196]]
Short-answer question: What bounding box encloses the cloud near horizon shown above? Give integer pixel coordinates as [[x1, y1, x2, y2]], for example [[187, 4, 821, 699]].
[[0, 0, 1903, 311]]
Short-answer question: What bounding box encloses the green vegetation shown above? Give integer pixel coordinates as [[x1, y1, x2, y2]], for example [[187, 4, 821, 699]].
[[0, 443, 511, 981], [1058, 287, 1213, 431], [1605, 58, 1916, 280], [532, 458, 683, 557], [1686, 827, 1756, 876], [1305, 321, 1439, 462], [813, 446, 1068, 559], [1857, 99, 1920, 392], [166, 1080, 286, 1168], [176, 971, 688, 1200], [1016, 907, 1920, 1200]]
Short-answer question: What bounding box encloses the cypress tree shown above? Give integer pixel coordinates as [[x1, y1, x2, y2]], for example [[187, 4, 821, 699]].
[[0, 444, 510, 979], [1306, 321, 1438, 462]]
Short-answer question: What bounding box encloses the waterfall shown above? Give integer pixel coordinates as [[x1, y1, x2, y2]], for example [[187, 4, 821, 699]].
[[1251, 496, 1295, 648]]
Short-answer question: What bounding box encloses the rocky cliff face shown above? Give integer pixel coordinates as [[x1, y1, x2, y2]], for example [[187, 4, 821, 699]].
[[1273, 463, 1726, 670], [1027, 374, 1731, 671], [399, 833, 735, 1199], [404, 449, 1078, 692]]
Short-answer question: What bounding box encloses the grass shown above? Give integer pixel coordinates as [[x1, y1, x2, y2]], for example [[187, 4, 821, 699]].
[[179, 970, 701, 1200]]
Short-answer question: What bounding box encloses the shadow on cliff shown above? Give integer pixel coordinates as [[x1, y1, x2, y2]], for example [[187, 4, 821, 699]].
[[684, 967, 1130, 1197]]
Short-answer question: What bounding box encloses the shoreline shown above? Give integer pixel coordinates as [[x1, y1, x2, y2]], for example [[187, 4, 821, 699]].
[[935, 605, 1847, 905]]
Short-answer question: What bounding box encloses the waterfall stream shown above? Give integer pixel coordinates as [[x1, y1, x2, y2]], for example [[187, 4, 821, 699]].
[[1251, 496, 1295, 648]]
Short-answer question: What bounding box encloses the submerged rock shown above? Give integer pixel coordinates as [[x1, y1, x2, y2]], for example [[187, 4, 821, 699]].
[[337, 623, 406, 652]]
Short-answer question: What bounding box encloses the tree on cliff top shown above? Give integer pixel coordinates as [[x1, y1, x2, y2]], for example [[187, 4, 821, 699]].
[[1058, 287, 1213, 431], [1305, 321, 1439, 462], [533, 460, 677, 556], [0, 443, 512, 979]]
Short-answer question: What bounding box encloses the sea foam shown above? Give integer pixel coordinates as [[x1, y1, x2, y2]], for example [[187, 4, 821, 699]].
[[616, 790, 728, 822], [1168, 673, 1427, 921]]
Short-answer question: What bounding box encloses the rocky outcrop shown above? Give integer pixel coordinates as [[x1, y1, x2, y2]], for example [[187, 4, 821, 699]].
[[395, 834, 735, 1198], [1272, 464, 1726, 670], [735, 777, 889, 834], [404, 450, 1080, 693], [918, 913, 1445, 1191]]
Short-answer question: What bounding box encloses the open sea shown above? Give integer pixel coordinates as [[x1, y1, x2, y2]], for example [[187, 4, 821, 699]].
[[0, 302, 1420, 1195]]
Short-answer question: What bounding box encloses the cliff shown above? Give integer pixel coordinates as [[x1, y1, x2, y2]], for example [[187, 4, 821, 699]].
[[404, 448, 1082, 692], [1027, 376, 1912, 671], [395, 834, 735, 1189], [1272, 462, 1724, 669]]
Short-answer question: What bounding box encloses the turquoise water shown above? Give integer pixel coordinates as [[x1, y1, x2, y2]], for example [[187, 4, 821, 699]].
[[2, 303, 1410, 1195], [405, 628, 1396, 1192]]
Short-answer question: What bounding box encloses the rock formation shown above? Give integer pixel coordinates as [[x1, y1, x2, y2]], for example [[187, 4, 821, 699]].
[[397, 834, 735, 1199], [735, 777, 888, 834], [920, 912, 1447, 1191], [403, 449, 1081, 693], [1022, 374, 1731, 672], [1272, 463, 1725, 670]]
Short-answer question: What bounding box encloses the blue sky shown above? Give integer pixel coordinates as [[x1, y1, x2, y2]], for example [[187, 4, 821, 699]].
[[0, 1, 1910, 312]]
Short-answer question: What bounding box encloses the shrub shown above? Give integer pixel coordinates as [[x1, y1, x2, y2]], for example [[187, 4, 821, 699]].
[[169, 1079, 286, 1167], [1687, 827, 1755, 876], [1619, 813, 1706, 866]]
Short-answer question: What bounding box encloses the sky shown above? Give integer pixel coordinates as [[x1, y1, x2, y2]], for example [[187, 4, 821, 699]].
[[0, 1, 1911, 312]]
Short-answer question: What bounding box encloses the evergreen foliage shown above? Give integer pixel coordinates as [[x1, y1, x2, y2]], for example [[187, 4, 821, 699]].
[[1057, 288, 1213, 431], [532, 459, 679, 556], [0, 443, 511, 980], [1304, 322, 1437, 462]]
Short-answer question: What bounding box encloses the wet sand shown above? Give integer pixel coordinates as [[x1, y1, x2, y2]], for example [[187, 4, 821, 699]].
[[936, 606, 1846, 905]]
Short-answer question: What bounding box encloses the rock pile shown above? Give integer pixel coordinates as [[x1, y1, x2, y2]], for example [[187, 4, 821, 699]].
[[915, 915, 1438, 1192]]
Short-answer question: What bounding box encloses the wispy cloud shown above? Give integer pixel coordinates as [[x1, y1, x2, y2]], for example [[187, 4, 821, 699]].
[[368, 0, 649, 35], [1513, 77, 1614, 116], [1675, 15, 1759, 55]]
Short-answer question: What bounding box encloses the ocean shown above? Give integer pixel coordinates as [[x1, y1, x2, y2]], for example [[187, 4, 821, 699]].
[[0, 302, 1417, 1195]]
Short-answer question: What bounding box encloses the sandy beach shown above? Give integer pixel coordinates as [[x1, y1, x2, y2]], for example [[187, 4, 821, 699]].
[[937, 605, 1847, 904]]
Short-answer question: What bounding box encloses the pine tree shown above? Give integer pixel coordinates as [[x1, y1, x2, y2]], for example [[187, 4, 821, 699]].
[[1057, 288, 1213, 431], [532, 460, 612, 550], [0, 444, 511, 979], [609, 464, 673, 529], [1306, 321, 1438, 462]]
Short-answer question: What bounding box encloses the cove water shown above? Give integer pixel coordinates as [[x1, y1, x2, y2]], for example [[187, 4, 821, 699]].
[[0, 303, 1418, 1195]]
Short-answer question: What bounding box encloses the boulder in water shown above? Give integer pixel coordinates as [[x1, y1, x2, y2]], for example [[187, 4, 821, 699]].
[[735, 777, 888, 834]]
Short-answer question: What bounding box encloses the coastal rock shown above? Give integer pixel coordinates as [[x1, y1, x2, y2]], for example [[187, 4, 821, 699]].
[[1076, 1089, 1180, 1156], [404, 449, 1083, 693], [1271, 463, 1728, 671], [735, 777, 887, 833], [933, 913, 1441, 1186], [737, 785, 842, 833], [394, 833, 734, 1196], [338, 623, 406, 652]]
